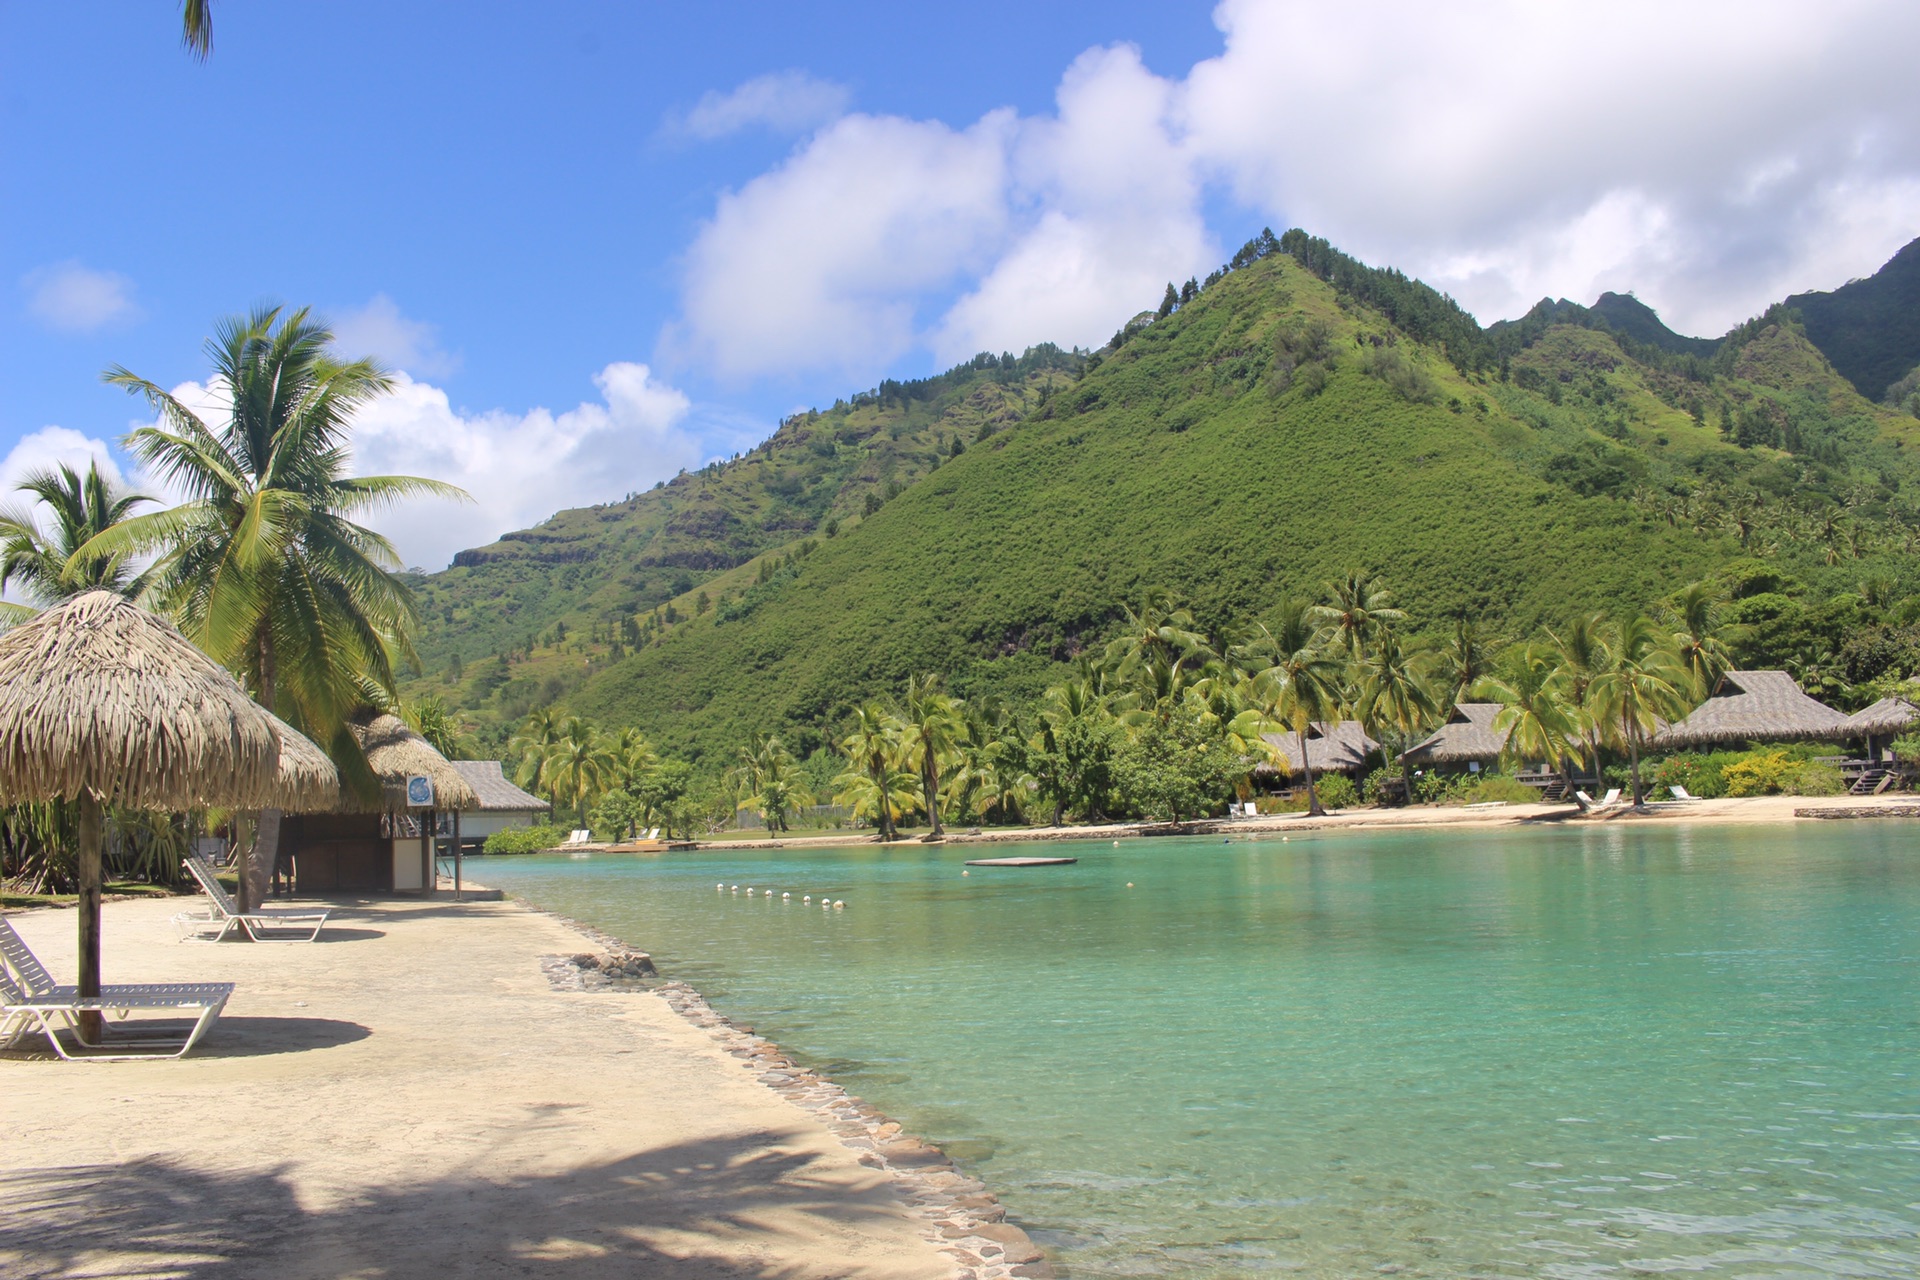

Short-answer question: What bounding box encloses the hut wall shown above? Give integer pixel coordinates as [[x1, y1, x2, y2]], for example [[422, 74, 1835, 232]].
[[285, 812, 392, 894]]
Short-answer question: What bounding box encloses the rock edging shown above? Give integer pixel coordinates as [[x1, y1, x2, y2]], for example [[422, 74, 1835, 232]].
[[531, 904, 1052, 1280]]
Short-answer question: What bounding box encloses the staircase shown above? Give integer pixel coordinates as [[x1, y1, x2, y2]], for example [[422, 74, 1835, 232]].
[[1850, 767, 1894, 796], [1537, 778, 1569, 801]]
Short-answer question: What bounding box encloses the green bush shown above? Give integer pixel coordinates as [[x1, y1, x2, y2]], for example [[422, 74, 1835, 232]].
[[1311, 773, 1358, 809], [1722, 750, 1802, 796], [1462, 774, 1540, 804], [1648, 744, 1846, 798], [482, 824, 565, 854], [1789, 762, 1848, 796]]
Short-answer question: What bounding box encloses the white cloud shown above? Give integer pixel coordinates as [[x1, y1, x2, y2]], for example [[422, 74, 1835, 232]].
[[671, 0, 1920, 380], [669, 70, 852, 141], [331, 295, 460, 378], [0, 427, 134, 511], [674, 110, 1014, 380], [22, 261, 139, 333], [343, 363, 703, 570]]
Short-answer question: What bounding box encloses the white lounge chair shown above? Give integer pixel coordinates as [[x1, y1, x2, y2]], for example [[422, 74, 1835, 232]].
[[0, 919, 232, 1060], [1574, 789, 1625, 810], [178, 855, 330, 942], [1602, 788, 1621, 806], [1668, 784, 1702, 801]]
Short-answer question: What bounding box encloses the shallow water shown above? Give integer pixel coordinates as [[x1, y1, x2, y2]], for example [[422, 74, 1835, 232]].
[[476, 824, 1920, 1278]]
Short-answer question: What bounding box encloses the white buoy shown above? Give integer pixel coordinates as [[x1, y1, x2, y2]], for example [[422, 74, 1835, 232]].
[[1282, 836, 1289, 842], [834, 900, 844, 909], [803, 895, 811, 902], [1127, 882, 1134, 888], [1112, 840, 1119, 846], [962, 870, 970, 877], [782, 892, 791, 899], [822, 900, 830, 909], [717, 884, 724, 891]]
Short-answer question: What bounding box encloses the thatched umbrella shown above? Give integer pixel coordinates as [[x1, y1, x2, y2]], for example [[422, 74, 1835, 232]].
[[0, 591, 336, 1038]]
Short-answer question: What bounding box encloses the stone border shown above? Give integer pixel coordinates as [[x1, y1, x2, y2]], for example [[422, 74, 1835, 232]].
[[530, 904, 1052, 1280]]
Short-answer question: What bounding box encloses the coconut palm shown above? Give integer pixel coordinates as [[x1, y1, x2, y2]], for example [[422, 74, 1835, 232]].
[[1663, 581, 1742, 698], [1310, 571, 1405, 660], [1475, 643, 1579, 797], [900, 674, 965, 837], [840, 703, 906, 840], [510, 708, 567, 800], [94, 306, 466, 745], [1437, 617, 1496, 705], [1236, 601, 1346, 816], [0, 461, 153, 608], [832, 758, 920, 834], [1545, 612, 1612, 794], [182, 0, 212, 58], [543, 718, 613, 826], [400, 693, 461, 759], [1589, 615, 1691, 806], [1355, 626, 1439, 802], [1104, 594, 1210, 682]]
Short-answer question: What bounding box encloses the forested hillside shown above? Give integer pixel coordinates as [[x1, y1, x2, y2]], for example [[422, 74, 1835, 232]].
[[404, 230, 1920, 763]]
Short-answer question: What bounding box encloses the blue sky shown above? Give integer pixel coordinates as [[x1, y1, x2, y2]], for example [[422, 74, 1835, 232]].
[[4, 2, 1916, 567]]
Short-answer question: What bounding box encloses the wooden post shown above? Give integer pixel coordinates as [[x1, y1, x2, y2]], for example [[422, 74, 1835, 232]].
[[420, 809, 432, 898], [76, 791, 103, 1043], [453, 809, 463, 900]]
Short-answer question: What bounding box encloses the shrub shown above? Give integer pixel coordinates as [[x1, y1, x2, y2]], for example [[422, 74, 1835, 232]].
[[1312, 773, 1358, 809], [1462, 774, 1540, 804], [1789, 762, 1847, 796], [483, 824, 565, 854], [1721, 750, 1804, 797]]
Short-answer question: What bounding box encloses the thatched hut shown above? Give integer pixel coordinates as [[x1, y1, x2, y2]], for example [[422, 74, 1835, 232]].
[[1843, 695, 1920, 762], [1400, 703, 1509, 774], [281, 710, 479, 895], [447, 761, 551, 850], [0, 591, 336, 1029], [1256, 721, 1379, 780], [1649, 670, 1851, 750]]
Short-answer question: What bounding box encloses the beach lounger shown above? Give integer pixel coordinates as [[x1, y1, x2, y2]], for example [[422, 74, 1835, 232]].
[[0, 919, 232, 1060], [178, 855, 330, 942], [1602, 788, 1621, 806], [1669, 785, 1702, 802]]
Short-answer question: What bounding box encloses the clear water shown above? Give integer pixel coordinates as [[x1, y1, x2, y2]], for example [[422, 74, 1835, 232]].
[[475, 825, 1920, 1278]]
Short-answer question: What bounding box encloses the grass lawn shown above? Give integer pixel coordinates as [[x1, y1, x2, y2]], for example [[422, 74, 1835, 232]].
[[1, 881, 189, 910]]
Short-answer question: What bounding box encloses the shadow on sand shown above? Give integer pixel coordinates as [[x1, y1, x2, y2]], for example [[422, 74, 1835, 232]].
[[0, 1016, 371, 1062], [0, 1130, 913, 1279]]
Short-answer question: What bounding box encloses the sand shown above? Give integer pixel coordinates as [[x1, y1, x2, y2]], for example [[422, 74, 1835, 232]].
[[691, 791, 1920, 850], [0, 895, 974, 1280]]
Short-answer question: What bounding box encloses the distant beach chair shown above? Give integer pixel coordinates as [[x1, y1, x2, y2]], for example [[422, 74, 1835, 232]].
[[1575, 789, 1625, 811], [0, 919, 232, 1060], [645, 827, 660, 840], [564, 829, 593, 846], [1669, 785, 1702, 802], [178, 855, 330, 942], [1602, 788, 1621, 806]]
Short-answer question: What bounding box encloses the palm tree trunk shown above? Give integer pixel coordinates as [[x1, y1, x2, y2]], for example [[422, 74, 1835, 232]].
[[1298, 725, 1326, 816], [871, 761, 895, 841], [924, 759, 944, 837], [239, 629, 279, 918], [75, 792, 103, 1043], [1626, 719, 1644, 806]]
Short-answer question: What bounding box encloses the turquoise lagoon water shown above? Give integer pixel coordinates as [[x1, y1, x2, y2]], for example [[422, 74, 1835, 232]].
[[476, 824, 1920, 1278]]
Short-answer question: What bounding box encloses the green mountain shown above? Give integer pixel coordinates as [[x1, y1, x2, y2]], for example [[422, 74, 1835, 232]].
[[406, 229, 1920, 764], [1588, 292, 1717, 357], [1789, 235, 1920, 401]]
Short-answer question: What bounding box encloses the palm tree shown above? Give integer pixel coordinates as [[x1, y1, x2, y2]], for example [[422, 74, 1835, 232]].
[[1236, 601, 1346, 816], [1310, 571, 1405, 660], [1546, 612, 1612, 794], [1104, 594, 1210, 682], [94, 306, 466, 743], [1589, 615, 1691, 806], [1355, 626, 1438, 802], [1476, 643, 1579, 798], [832, 758, 920, 835], [840, 703, 906, 840], [511, 708, 567, 801], [900, 674, 965, 837], [1437, 617, 1496, 705], [401, 693, 461, 759], [182, 0, 212, 59], [544, 718, 613, 826], [88, 306, 464, 909], [1663, 581, 1742, 699], [0, 461, 153, 607]]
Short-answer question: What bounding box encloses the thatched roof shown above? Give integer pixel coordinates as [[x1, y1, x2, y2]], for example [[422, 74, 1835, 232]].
[[1845, 696, 1920, 738], [0, 591, 332, 810], [261, 711, 342, 813], [1256, 721, 1379, 776], [449, 760, 550, 813], [1401, 703, 1509, 765], [1650, 670, 1851, 749], [346, 710, 480, 810]]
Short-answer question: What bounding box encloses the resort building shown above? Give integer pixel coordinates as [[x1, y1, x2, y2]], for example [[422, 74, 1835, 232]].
[[1399, 703, 1509, 775], [279, 711, 480, 896], [1843, 695, 1920, 763], [447, 761, 551, 851], [1256, 721, 1379, 780], [1648, 670, 1852, 752]]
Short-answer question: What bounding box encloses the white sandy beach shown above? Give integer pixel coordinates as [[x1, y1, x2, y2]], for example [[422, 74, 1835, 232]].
[[0, 895, 1025, 1280]]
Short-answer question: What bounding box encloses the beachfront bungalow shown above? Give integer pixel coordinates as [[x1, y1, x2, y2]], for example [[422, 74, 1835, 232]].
[[1256, 721, 1379, 781], [1648, 670, 1851, 752], [280, 711, 481, 897], [1399, 703, 1509, 776], [1844, 696, 1920, 762], [448, 761, 551, 851]]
